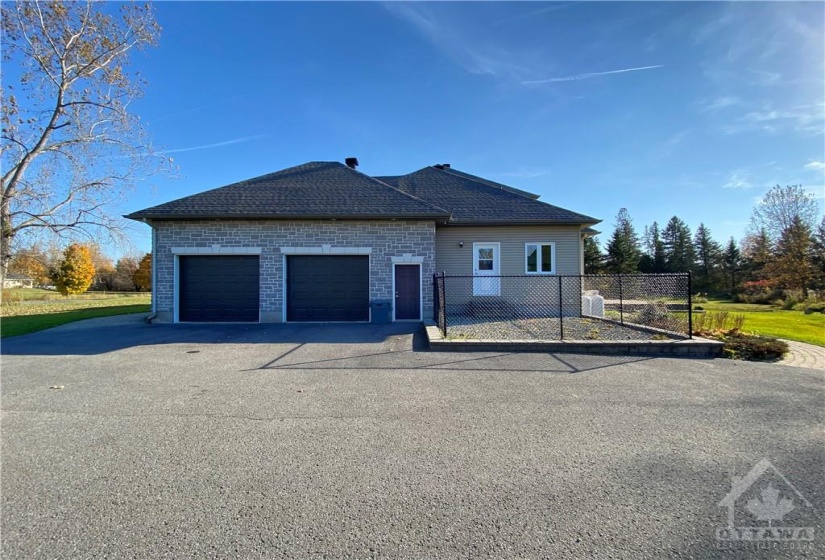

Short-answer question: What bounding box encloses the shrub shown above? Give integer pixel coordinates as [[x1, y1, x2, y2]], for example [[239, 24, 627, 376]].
[[804, 302, 825, 314], [733, 280, 782, 304], [1, 288, 23, 305], [692, 293, 709, 304], [721, 333, 789, 362]]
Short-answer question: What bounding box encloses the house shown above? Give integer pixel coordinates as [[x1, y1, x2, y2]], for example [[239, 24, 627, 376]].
[[126, 159, 600, 323], [2, 273, 34, 289]]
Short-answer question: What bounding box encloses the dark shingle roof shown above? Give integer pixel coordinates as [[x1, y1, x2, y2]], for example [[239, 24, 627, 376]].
[[126, 162, 450, 221], [375, 166, 599, 225]]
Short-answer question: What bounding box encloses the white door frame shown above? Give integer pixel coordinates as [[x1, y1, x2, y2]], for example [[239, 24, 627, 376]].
[[472, 242, 501, 296], [391, 262, 423, 322]]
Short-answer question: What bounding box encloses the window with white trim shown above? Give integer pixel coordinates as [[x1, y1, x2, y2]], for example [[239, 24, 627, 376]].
[[525, 242, 555, 274]]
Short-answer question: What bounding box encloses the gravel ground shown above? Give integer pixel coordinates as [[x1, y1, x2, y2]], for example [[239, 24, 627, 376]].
[[1, 316, 823, 559], [446, 316, 683, 341]]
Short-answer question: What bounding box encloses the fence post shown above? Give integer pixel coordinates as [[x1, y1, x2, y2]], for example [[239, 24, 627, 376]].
[[618, 274, 624, 325], [558, 275, 564, 340], [442, 271, 447, 336], [687, 271, 693, 339], [432, 273, 438, 323]]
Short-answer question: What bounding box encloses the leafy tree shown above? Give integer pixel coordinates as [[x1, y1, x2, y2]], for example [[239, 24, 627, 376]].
[[1, 1, 164, 281], [693, 223, 723, 293], [749, 185, 819, 243], [52, 243, 95, 295], [113, 256, 138, 291], [639, 222, 666, 273], [9, 244, 51, 285], [132, 253, 151, 292], [662, 216, 695, 273], [764, 216, 816, 297], [722, 237, 741, 294], [605, 208, 641, 273]]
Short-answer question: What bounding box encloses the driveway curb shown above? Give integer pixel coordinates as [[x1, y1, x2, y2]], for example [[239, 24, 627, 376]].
[[425, 325, 724, 357]]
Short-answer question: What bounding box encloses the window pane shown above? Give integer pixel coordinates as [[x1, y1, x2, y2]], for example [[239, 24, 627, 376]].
[[478, 248, 493, 260], [541, 245, 553, 272], [478, 260, 493, 271], [526, 245, 537, 272]]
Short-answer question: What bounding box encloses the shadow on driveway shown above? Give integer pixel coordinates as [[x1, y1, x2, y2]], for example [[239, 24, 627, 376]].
[[0, 313, 657, 375], [0, 314, 426, 356]]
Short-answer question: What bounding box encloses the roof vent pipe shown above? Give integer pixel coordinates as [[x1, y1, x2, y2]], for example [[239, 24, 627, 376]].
[[434, 163, 451, 169], [345, 157, 359, 169]]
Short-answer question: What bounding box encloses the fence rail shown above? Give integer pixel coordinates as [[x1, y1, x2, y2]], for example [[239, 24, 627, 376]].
[[432, 273, 692, 341]]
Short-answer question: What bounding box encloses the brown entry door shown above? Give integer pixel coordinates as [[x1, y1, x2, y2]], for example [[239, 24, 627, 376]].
[[394, 264, 421, 321]]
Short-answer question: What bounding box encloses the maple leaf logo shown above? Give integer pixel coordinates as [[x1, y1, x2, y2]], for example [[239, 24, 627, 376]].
[[746, 483, 795, 526]]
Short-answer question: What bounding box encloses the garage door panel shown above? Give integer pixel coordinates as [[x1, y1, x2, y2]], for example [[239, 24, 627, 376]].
[[287, 256, 369, 322], [179, 256, 259, 322]]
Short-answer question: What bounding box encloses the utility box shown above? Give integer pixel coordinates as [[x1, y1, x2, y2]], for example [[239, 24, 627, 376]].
[[370, 300, 392, 324]]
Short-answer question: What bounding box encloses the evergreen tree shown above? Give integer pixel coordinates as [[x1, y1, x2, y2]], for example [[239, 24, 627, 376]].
[[764, 216, 816, 297], [722, 237, 741, 294], [662, 216, 695, 273], [812, 216, 825, 291], [605, 208, 641, 273], [693, 223, 723, 293], [741, 228, 773, 281], [639, 222, 666, 273], [583, 236, 603, 274]]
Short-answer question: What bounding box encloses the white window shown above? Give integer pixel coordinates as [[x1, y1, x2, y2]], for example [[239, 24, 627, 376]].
[[525, 242, 555, 274]]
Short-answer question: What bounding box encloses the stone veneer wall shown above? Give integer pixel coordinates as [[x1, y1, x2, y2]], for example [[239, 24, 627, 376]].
[[153, 220, 436, 322]]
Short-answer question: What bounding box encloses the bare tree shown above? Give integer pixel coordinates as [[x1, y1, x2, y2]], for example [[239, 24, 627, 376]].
[[1, 0, 165, 281], [749, 185, 820, 243]]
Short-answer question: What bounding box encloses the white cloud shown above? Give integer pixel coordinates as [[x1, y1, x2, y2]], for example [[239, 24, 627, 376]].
[[804, 161, 825, 171], [724, 171, 754, 189], [522, 65, 664, 85], [722, 103, 825, 136], [383, 3, 531, 79], [700, 96, 742, 112]]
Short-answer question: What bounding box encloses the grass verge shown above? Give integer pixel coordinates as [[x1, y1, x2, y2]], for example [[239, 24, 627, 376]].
[[697, 300, 825, 347], [2, 292, 151, 338], [1, 304, 150, 338]]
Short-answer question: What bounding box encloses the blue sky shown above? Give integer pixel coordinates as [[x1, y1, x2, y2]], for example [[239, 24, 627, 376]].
[[119, 1, 824, 255]]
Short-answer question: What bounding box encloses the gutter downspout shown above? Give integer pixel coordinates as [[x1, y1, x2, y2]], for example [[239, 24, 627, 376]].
[[145, 220, 158, 323]]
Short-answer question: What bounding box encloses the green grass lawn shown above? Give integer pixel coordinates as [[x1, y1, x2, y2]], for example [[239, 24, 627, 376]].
[[1, 290, 151, 338], [697, 299, 825, 347]]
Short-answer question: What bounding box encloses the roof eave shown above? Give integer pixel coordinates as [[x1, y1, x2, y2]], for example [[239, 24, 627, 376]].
[[125, 213, 451, 222]]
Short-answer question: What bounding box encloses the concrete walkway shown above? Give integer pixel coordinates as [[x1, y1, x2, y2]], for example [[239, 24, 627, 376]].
[[779, 339, 825, 370]]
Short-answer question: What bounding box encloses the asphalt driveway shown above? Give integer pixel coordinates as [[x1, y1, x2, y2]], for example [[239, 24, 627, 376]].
[[1, 315, 823, 559]]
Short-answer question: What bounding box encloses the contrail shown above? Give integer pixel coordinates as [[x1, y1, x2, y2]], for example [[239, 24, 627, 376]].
[[156, 135, 266, 155], [522, 65, 664, 85]]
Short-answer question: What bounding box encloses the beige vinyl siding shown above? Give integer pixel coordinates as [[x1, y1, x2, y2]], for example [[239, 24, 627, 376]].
[[435, 225, 584, 276]]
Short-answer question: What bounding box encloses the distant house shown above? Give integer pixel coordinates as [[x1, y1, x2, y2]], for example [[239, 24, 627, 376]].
[[2, 273, 34, 289], [126, 159, 600, 323]]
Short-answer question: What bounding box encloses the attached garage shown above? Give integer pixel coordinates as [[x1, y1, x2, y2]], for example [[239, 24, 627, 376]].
[[178, 255, 260, 322], [287, 255, 369, 322]]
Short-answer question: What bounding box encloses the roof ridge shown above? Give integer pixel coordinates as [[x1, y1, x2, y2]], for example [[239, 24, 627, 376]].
[[359, 170, 452, 217], [432, 166, 541, 200]]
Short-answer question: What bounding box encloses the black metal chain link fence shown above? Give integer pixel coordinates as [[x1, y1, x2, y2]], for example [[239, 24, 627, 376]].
[[432, 273, 691, 341]]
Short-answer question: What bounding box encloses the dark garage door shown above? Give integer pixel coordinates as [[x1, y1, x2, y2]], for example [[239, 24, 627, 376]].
[[179, 255, 260, 322], [287, 256, 369, 322]]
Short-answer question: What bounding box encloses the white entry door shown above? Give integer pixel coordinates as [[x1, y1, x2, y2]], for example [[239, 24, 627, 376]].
[[473, 242, 500, 296]]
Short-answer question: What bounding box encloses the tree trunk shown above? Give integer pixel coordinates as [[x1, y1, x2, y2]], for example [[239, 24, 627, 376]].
[[0, 199, 12, 283]]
